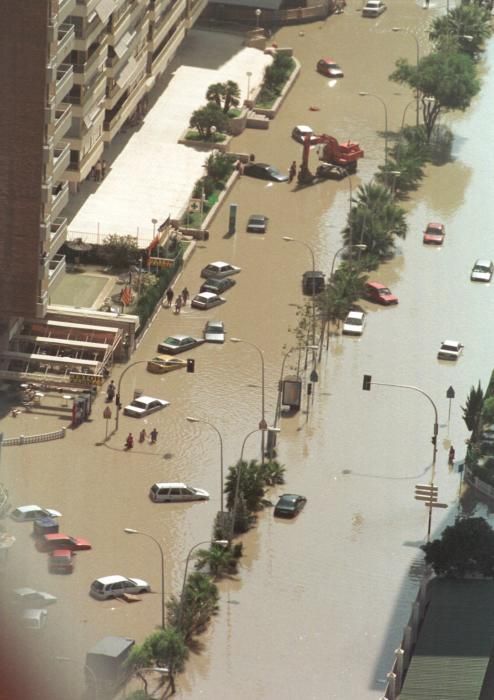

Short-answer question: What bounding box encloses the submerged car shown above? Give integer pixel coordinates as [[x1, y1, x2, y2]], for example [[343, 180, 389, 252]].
[[190, 292, 226, 310], [246, 214, 269, 233], [200, 261, 241, 279], [437, 340, 464, 361], [146, 356, 187, 374], [13, 588, 57, 607], [471, 259, 493, 282], [49, 549, 74, 574], [291, 125, 318, 144], [342, 310, 366, 336], [37, 533, 92, 552], [157, 335, 204, 355], [362, 0, 386, 16], [204, 320, 226, 344], [365, 281, 398, 305], [423, 222, 445, 245], [316, 58, 344, 78], [243, 162, 289, 182], [274, 494, 307, 518], [90, 575, 151, 600], [149, 482, 210, 503], [200, 277, 236, 294], [10, 505, 62, 522], [123, 396, 169, 418], [21, 608, 48, 630]]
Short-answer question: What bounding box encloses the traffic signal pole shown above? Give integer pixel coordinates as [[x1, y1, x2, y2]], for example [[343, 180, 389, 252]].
[[362, 375, 440, 540]]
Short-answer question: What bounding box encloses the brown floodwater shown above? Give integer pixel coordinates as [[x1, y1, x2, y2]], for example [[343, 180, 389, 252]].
[[2, 5, 494, 699]]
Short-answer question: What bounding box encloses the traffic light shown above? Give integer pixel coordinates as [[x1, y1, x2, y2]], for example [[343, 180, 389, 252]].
[[362, 374, 372, 391], [307, 382, 312, 396], [186, 358, 195, 373]]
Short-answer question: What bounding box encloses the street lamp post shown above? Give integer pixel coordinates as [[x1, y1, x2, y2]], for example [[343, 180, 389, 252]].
[[179, 539, 228, 629], [362, 376, 439, 541], [392, 28, 420, 127], [230, 338, 267, 464], [359, 92, 389, 167], [330, 243, 367, 277], [255, 8, 261, 27], [186, 416, 224, 514], [246, 71, 252, 103], [282, 237, 317, 348], [124, 528, 166, 628]]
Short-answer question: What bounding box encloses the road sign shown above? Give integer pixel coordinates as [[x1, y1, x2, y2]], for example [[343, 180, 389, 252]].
[[103, 407, 112, 419], [415, 494, 438, 502], [425, 502, 448, 509], [415, 483, 438, 492]]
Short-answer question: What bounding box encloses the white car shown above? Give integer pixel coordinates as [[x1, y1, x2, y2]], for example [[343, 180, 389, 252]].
[[190, 292, 226, 310], [291, 125, 318, 145], [204, 320, 225, 344], [22, 608, 48, 630], [362, 0, 386, 16], [471, 259, 493, 282], [123, 395, 169, 418], [342, 310, 366, 336], [10, 505, 62, 522], [13, 588, 57, 607], [200, 261, 241, 279], [90, 575, 151, 600], [149, 482, 210, 503], [437, 340, 463, 361]]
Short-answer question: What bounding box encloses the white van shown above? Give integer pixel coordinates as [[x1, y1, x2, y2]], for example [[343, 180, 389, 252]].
[[149, 482, 209, 503]]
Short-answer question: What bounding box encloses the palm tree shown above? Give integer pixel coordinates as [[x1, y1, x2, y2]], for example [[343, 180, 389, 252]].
[[462, 381, 484, 440], [429, 5, 492, 57], [146, 628, 188, 696], [194, 542, 240, 578], [224, 459, 266, 513], [223, 80, 241, 113], [205, 82, 225, 108], [261, 459, 286, 486], [176, 572, 220, 642]]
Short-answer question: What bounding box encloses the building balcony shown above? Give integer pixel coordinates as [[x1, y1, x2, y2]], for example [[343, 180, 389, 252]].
[[53, 103, 72, 144], [76, 0, 99, 14], [55, 64, 74, 105], [103, 72, 147, 142], [73, 16, 105, 52], [45, 97, 56, 126], [58, 0, 76, 25], [42, 177, 54, 204], [65, 133, 104, 182], [43, 137, 54, 165], [46, 57, 57, 84], [52, 142, 71, 181], [48, 254, 67, 292], [149, 0, 170, 20], [150, 22, 185, 78], [56, 23, 75, 65], [50, 217, 68, 251], [51, 182, 69, 219], [187, 0, 207, 27], [150, 1, 186, 51], [36, 292, 49, 319], [108, 5, 132, 46], [73, 41, 107, 85]]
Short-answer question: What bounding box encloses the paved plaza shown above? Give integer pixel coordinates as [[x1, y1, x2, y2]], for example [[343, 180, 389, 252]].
[[67, 30, 272, 247]]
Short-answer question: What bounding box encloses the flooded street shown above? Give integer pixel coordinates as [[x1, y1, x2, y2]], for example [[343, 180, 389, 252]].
[[2, 3, 494, 698]]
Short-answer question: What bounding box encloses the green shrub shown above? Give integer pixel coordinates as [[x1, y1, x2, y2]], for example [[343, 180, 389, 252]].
[[483, 396, 494, 423]]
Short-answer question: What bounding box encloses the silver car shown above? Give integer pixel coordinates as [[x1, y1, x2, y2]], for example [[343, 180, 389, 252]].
[[471, 259, 493, 282], [204, 320, 225, 344], [362, 0, 386, 16], [90, 575, 151, 600], [190, 292, 226, 310], [123, 395, 169, 418], [200, 261, 241, 279], [437, 340, 463, 361]]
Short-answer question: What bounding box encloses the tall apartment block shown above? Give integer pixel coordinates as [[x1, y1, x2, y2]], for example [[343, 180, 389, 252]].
[[0, 0, 206, 359]]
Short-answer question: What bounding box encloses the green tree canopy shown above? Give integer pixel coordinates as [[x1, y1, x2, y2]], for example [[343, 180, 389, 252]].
[[462, 381, 484, 438], [102, 233, 138, 268], [189, 103, 230, 138], [390, 51, 480, 140], [205, 80, 241, 113], [422, 516, 494, 577], [429, 5, 492, 56]]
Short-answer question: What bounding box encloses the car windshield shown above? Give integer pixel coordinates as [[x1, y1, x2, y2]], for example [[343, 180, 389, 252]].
[[267, 167, 279, 176], [379, 288, 391, 295], [131, 400, 147, 409], [474, 264, 490, 272], [163, 337, 180, 346], [427, 226, 442, 234], [348, 317, 362, 325], [207, 325, 222, 332]]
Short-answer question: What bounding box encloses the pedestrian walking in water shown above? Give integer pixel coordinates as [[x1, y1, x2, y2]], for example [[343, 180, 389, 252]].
[[289, 161, 297, 183], [448, 445, 455, 465], [106, 380, 115, 403], [125, 433, 134, 450], [165, 287, 174, 307], [150, 428, 158, 444], [139, 428, 147, 443], [181, 287, 189, 306], [174, 295, 182, 314]]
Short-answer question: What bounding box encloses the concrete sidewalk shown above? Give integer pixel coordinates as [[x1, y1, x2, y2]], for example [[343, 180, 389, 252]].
[[67, 29, 272, 247]]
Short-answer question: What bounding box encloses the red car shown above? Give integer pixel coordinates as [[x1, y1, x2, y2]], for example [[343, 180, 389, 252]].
[[49, 549, 74, 574], [365, 281, 398, 305], [316, 58, 344, 78], [37, 533, 92, 552], [423, 222, 445, 245]]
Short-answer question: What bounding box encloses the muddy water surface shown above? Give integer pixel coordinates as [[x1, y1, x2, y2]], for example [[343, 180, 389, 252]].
[[2, 4, 494, 699]]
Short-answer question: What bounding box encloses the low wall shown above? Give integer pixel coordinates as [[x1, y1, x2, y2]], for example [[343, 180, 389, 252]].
[[253, 57, 301, 119], [202, 1, 333, 26], [2, 427, 66, 446], [465, 466, 494, 499]]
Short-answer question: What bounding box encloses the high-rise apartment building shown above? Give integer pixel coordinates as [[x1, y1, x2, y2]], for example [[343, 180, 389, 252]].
[[0, 0, 206, 370]]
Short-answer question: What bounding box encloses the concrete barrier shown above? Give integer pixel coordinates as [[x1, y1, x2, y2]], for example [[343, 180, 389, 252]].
[[3, 427, 66, 447]]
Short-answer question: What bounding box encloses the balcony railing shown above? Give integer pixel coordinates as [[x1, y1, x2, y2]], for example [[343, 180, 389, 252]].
[[50, 217, 68, 251], [51, 182, 69, 219], [58, 0, 76, 25], [53, 103, 72, 144], [56, 23, 75, 64], [55, 63, 74, 105], [52, 142, 71, 181], [48, 254, 67, 291]]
